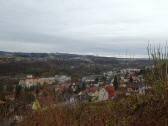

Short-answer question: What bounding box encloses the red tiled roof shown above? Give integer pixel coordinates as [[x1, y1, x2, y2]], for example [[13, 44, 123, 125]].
[[105, 85, 116, 98]]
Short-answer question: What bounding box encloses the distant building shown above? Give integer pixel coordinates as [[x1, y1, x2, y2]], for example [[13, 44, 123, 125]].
[[55, 75, 71, 84], [82, 75, 104, 83], [38, 77, 55, 85], [104, 71, 117, 77], [19, 75, 71, 88], [19, 78, 39, 88], [120, 68, 141, 75], [105, 85, 116, 99], [98, 88, 108, 101], [26, 75, 33, 79], [19, 75, 55, 88]]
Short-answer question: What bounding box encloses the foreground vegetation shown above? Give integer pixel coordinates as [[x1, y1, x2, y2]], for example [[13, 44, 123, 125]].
[[19, 91, 168, 126]]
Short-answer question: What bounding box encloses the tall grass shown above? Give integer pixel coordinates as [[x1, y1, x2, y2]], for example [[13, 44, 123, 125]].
[[147, 43, 168, 82]]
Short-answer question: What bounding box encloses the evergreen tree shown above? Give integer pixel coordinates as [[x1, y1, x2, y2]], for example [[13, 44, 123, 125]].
[[95, 77, 99, 83], [113, 75, 119, 90], [15, 85, 22, 98]]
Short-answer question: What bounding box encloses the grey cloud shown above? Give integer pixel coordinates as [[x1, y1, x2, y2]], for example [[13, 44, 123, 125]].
[[0, 0, 168, 57]]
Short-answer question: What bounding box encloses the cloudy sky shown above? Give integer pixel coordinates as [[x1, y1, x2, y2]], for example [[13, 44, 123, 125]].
[[0, 0, 168, 57]]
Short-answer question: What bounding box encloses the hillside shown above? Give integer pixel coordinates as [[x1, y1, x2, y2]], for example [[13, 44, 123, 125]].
[[0, 51, 149, 77]]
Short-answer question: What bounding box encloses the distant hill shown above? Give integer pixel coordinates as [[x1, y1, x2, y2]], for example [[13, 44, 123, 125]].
[[0, 51, 150, 78], [0, 51, 120, 64], [0, 51, 147, 63]]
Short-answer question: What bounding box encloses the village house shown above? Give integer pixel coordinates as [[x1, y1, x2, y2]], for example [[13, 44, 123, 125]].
[[105, 84, 116, 99], [19, 75, 56, 88], [19, 75, 72, 88], [103, 71, 117, 82], [98, 87, 108, 101], [38, 77, 55, 85], [80, 84, 116, 102], [120, 68, 141, 75], [82, 75, 96, 84], [19, 77, 39, 88], [55, 75, 71, 84], [82, 75, 105, 85]]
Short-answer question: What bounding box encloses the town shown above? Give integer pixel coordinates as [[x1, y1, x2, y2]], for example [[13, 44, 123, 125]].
[[0, 65, 151, 125], [18, 68, 147, 103], [0, 50, 152, 126]]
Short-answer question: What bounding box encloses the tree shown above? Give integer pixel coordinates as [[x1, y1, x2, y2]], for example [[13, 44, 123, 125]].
[[15, 85, 22, 98], [95, 77, 99, 83], [79, 83, 86, 90], [0, 84, 4, 92], [113, 75, 119, 90], [102, 76, 107, 82]]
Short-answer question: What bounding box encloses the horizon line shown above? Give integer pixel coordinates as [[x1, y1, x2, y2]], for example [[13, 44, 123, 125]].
[[0, 50, 148, 59]]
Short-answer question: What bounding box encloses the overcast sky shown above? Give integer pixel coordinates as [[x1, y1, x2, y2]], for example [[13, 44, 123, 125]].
[[0, 0, 168, 57]]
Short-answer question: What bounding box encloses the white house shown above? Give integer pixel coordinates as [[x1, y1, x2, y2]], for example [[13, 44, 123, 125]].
[[98, 88, 108, 101], [19, 76, 56, 88], [55, 75, 71, 84]]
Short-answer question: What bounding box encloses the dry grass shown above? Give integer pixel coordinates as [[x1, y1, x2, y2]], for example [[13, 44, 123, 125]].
[[18, 93, 168, 126]]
